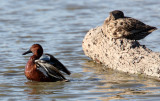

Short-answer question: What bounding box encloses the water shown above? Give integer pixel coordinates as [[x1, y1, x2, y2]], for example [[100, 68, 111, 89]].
[[0, 0, 160, 100]]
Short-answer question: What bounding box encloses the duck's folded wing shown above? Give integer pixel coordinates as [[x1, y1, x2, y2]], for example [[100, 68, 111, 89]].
[[35, 60, 66, 80], [44, 53, 71, 75], [116, 18, 156, 34]]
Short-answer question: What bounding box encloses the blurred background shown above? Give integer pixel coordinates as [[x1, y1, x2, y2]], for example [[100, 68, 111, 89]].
[[0, 0, 160, 100]]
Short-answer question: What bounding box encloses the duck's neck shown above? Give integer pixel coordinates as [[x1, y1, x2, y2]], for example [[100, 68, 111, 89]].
[[25, 55, 39, 71], [29, 55, 41, 63]]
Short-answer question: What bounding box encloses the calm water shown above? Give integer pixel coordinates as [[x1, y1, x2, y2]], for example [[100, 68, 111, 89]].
[[0, 0, 160, 101]]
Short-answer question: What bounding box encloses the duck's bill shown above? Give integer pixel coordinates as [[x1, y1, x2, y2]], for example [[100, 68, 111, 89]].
[[22, 50, 32, 55]]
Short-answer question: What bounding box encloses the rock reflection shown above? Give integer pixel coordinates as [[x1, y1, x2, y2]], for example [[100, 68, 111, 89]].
[[82, 60, 160, 100]]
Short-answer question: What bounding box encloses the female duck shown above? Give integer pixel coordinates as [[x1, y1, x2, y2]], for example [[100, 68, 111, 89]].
[[103, 10, 157, 40], [22, 44, 70, 82]]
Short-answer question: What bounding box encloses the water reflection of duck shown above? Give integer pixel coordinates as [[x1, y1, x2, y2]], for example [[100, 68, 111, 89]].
[[22, 44, 70, 82], [103, 10, 157, 40]]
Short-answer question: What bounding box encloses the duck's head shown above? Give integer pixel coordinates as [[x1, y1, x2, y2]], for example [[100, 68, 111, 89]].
[[23, 44, 43, 58], [109, 10, 124, 20]]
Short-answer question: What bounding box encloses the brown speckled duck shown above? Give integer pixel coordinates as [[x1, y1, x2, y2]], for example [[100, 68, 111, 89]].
[[103, 10, 157, 40]]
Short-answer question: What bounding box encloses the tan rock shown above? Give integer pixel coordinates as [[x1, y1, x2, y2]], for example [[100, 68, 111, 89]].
[[82, 26, 160, 79]]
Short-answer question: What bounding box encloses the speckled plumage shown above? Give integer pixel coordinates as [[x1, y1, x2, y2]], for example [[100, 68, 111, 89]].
[[103, 10, 157, 40]]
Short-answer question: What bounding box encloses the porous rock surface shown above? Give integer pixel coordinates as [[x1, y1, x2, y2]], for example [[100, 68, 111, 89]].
[[82, 26, 160, 79]]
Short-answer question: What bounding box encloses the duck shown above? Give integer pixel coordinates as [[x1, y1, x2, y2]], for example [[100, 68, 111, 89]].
[[22, 44, 70, 82], [103, 10, 157, 40]]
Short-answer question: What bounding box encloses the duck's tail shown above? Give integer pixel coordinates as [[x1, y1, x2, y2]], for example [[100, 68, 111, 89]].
[[147, 26, 157, 33]]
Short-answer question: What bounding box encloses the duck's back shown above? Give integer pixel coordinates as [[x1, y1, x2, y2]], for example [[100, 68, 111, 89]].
[[105, 17, 157, 40]]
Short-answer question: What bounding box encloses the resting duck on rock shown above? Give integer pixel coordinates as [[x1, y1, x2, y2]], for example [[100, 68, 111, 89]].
[[103, 10, 157, 40]]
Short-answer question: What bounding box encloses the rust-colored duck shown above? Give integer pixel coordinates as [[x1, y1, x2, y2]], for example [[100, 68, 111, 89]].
[[103, 10, 157, 40], [22, 44, 70, 82]]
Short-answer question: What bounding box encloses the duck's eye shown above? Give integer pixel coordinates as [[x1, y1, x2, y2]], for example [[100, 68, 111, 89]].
[[113, 32, 117, 35], [120, 22, 123, 25]]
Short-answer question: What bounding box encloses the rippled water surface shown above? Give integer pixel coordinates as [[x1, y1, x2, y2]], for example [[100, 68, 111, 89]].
[[0, 0, 160, 101]]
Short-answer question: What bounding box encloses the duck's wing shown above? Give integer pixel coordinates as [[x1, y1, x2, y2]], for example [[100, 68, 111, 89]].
[[120, 18, 156, 32], [35, 59, 67, 80], [107, 17, 157, 39], [44, 53, 71, 75]]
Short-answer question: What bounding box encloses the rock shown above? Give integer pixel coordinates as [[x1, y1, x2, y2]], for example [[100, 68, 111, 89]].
[[82, 26, 160, 79]]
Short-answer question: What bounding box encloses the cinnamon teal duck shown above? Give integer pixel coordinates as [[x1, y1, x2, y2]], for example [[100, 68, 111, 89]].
[[22, 44, 70, 82]]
